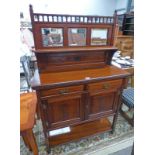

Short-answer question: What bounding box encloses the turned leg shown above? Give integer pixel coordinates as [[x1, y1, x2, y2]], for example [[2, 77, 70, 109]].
[[47, 147, 51, 154], [21, 132, 32, 151], [111, 93, 123, 134], [111, 113, 118, 134], [45, 138, 51, 154], [23, 129, 38, 155]]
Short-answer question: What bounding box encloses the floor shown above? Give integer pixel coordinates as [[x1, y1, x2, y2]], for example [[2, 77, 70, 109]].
[[87, 137, 133, 155], [20, 114, 134, 155], [110, 146, 133, 155]]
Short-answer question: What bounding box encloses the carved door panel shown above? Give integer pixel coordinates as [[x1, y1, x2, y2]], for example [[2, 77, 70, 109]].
[[41, 93, 84, 129], [87, 90, 119, 120]]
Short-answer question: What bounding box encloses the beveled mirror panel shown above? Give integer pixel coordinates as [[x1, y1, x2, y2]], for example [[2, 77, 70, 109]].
[[91, 29, 108, 45], [68, 28, 86, 46], [41, 28, 63, 47]]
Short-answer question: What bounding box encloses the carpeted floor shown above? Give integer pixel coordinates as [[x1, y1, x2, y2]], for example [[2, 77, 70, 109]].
[[20, 114, 133, 155]]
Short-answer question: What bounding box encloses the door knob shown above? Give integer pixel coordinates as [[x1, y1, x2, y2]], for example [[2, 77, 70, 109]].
[[102, 83, 110, 89]]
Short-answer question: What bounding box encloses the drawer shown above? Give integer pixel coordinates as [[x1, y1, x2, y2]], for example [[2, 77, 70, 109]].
[[88, 79, 122, 92], [40, 85, 84, 97]]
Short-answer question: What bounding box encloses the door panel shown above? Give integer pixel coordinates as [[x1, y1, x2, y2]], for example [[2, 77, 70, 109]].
[[88, 90, 119, 119], [90, 93, 114, 114], [41, 94, 84, 129], [50, 98, 81, 123]]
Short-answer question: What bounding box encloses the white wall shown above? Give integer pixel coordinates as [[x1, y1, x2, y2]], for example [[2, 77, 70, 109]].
[[20, 0, 117, 21], [115, 0, 128, 10], [115, 0, 129, 14]]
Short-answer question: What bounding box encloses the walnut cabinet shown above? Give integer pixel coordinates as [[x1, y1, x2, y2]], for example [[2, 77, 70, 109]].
[[29, 5, 130, 151]]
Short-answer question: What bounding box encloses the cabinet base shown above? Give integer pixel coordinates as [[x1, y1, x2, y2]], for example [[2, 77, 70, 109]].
[[48, 118, 112, 146]]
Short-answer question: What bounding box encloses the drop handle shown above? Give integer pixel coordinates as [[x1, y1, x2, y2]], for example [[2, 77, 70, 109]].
[[59, 89, 69, 94], [86, 105, 89, 109], [102, 83, 110, 89]]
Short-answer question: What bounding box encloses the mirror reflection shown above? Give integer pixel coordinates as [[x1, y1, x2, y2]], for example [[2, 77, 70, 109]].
[[41, 28, 63, 47], [68, 28, 86, 46], [91, 29, 108, 45]]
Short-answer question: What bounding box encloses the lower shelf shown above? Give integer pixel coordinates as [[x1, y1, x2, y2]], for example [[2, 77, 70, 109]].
[[48, 118, 112, 146]]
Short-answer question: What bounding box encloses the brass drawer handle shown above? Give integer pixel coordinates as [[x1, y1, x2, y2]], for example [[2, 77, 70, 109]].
[[59, 89, 69, 94], [102, 83, 110, 89]]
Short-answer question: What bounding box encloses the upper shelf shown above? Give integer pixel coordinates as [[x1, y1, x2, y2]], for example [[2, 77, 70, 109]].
[[33, 46, 118, 53], [29, 5, 117, 50]]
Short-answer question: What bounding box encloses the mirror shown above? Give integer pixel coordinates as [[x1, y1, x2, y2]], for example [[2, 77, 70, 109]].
[[68, 28, 86, 46], [41, 28, 63, 47], [91, 29, 108, 45]]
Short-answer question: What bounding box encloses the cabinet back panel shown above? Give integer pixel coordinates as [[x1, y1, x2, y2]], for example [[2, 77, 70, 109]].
[[35, 50, 115, 73]]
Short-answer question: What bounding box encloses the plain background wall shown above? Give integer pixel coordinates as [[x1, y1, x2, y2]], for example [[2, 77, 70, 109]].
[[20, 0, 120, 21], [115, 0, 128, 10]]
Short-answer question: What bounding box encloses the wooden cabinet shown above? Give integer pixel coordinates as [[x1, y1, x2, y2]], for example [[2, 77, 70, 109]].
[[31, 66, 130, 149], [115, 35, 134, 58], [29, 5, 130, 152], [38, 79, 123, 130]]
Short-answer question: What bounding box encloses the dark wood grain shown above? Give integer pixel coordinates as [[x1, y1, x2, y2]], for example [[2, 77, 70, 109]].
[[33, 47, 117, 73]]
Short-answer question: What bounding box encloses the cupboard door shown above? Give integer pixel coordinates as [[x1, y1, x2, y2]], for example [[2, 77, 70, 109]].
[[41, 94, 84, 129], [87, 90, 119, 119]]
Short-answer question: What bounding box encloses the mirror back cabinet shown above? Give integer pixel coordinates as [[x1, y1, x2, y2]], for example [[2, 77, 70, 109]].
[[29, 5, 130, 151]]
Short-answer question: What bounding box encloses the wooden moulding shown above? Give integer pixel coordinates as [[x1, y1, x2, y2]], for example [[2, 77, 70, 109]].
[[48, 118, 112, 146]]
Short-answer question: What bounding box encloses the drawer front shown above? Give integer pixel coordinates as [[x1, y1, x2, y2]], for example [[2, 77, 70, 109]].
[[40, 85, 84, 97], [88, 79, 122, 93]]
